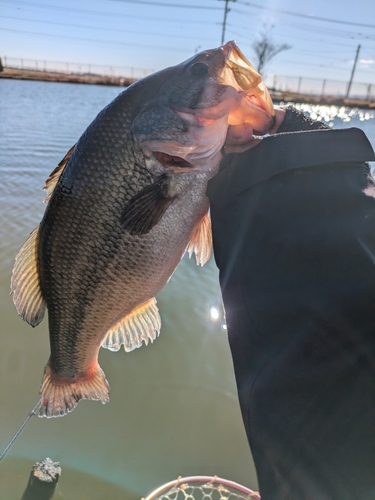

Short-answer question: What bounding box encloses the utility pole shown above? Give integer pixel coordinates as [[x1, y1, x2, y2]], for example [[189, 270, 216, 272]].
[[346, 44, 361, 98], [220, 0, 236, 45]]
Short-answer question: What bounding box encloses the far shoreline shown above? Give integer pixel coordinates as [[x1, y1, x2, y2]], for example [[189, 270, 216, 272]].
[[1, 67, 374, 110]]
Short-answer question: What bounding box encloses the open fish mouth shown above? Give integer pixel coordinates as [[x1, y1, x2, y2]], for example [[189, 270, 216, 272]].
[[134, 41, 275, 171], [220, 40, 275, 135], [221, 41, 264, 91]]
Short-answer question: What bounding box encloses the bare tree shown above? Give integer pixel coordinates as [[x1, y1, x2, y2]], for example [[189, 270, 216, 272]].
[[252, 29, 292, 75]]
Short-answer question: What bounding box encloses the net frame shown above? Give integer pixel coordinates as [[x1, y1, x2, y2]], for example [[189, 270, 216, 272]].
[[143, 475, 260, 500]]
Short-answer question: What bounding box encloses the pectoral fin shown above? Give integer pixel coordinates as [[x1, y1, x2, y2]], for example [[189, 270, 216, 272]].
[[101, 298, 161, 352], [186, 211, 212, 266], [11, 226, 46, 327], [119, 174, 176, 235]]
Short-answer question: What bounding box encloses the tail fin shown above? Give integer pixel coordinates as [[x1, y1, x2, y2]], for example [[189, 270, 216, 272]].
[[39, 361, 110, 418]]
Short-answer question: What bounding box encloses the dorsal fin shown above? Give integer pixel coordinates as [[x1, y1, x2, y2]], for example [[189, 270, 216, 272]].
[[44, 144, 75, 202], [186, 211, 212, 266], [101, 298, 161, 352], [11, 226, 46, 327]]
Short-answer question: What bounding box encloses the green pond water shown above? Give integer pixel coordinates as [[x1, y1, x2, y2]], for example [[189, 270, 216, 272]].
[[0, 79, 374, 498]]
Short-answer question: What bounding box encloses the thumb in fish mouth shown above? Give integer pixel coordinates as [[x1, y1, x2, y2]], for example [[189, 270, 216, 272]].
[[225, 123, 255, 145], [225, 108, 277, 146], [226, 107, 286, 145], [224, 122, 263, 154], [224, 108, 287, 153], [224, 120, 268, 154]]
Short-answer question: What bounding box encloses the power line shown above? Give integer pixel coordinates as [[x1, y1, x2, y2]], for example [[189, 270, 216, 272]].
[[225, 26, 372, 73], [227, 13, 375, 39], [0, 27, 194, 53], [0, 0, 219, 25], [4, 56, 154, 72], [235, 1, 375, 29], [226, 17, 375, 46], [266, 57, 364, 73], [225, 26, 374, 51], [267, 20, 375, 41], [362, 48, 375, 58], [14, 26, 341, 73], [108, 0, 222, 9], [1, 0, 373, 82], [0, 15, 217, 42]]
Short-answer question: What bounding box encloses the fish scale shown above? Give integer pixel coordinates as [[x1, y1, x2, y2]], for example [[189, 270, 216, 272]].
[[11, 42, 275, 417]]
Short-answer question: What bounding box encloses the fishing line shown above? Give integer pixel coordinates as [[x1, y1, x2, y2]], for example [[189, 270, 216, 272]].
[[0, 398, 42, 463]]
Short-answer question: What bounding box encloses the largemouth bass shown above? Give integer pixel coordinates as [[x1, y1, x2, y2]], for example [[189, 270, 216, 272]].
[[11, 42, 274, 418]]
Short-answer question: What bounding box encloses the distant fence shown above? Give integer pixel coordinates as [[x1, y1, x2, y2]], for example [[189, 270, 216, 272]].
[[2, 56, 374, 100], [264, 74, 373, 101], [1, 56, 154, 80]]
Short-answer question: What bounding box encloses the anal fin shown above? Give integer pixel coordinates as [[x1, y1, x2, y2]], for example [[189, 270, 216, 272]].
[[11, 226, 46, 327], [186, 211, 212, 266], [39, 360, 110, 418], [101, 298, 161, 352]]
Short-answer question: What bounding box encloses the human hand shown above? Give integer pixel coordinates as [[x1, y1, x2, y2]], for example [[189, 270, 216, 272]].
[[269, 107, 286, 134], [223, 107, 286, 154]]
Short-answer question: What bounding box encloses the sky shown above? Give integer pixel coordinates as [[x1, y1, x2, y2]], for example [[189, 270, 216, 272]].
[[1, 0, 374, 94]]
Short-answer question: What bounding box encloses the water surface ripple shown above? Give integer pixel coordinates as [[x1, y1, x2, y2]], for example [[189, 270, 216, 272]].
[[1, 79, 374, 498]]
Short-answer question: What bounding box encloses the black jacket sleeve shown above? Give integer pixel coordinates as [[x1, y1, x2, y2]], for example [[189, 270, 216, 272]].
[[207, 126, 375, 500], [277, 105, 330, 132]]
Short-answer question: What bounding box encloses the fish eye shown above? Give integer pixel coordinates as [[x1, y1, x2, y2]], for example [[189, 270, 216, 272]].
[[190, 62, 209, 76]]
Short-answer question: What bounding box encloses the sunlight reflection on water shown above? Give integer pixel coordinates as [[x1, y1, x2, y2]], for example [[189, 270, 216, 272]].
[[290, 102, 375, 135], [0, 79, 374, 498]]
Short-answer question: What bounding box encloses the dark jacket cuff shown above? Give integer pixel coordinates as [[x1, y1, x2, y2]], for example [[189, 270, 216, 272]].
[[277, 106, 330, 133]]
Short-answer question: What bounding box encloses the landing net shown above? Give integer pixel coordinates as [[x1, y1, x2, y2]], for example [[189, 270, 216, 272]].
[[143, 475, 260, 500]]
